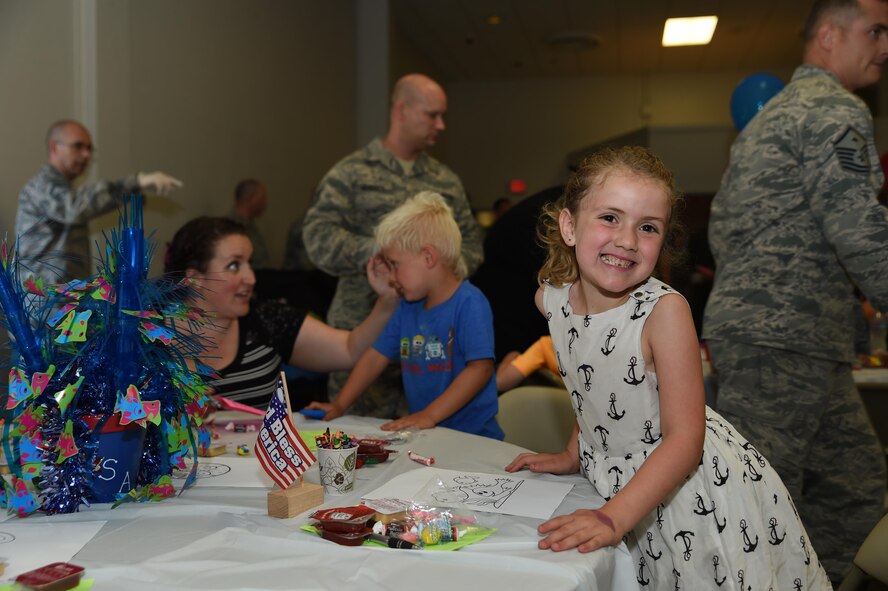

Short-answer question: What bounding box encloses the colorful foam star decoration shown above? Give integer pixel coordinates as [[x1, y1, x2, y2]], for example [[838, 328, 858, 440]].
[[0, 196, 216, 515]]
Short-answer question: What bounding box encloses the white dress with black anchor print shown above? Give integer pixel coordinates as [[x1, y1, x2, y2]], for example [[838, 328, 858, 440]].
[[545, 277, 831, 591]]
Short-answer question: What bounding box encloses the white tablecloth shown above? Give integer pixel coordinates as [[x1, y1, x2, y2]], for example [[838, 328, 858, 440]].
[[853, 367, 888, 388], [5, 415, 638, 591]]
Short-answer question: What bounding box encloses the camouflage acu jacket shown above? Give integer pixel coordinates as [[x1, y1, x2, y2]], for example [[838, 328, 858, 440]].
[[704, 65, 888, 362], [303, 138, 483, 329], [14, 164, 138, 285]]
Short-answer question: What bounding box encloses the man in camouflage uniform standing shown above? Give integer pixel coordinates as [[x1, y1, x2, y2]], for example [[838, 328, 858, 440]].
[[16, 119, 182, 286], [304, 74, 483, 418], [703, 0, 888, 582]]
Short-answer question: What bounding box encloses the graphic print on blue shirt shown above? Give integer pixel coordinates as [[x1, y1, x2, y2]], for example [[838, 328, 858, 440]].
[[376, 281, 503, 439]]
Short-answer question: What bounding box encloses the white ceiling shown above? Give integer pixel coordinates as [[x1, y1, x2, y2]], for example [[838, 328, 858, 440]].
[[392, 0, 812, 80]]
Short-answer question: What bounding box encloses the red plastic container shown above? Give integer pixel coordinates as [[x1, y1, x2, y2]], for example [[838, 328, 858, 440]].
[[16, 562, 84, 591], [357, 450, 393, 464], [356, 438, 389, 453], [310, 505, 376, 533], [316, 526, 372, 546], [356, 438, 396, 465]]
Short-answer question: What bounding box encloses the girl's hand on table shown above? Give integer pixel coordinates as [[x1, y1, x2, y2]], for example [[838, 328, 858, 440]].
[[505, 450, 579, 475], [538, 508, 621, 553]]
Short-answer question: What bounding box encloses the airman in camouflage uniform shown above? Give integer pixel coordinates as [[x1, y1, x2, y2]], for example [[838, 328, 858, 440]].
[[304, 74, 483, 418], [16, 120, 181, 285], [703, 0, 888, 582]]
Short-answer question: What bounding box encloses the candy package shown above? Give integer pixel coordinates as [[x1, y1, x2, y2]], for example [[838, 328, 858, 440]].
[[372, 502, 480, 547]]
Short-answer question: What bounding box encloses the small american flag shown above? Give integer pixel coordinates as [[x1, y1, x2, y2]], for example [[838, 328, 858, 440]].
[[254, 374, 316, 489]]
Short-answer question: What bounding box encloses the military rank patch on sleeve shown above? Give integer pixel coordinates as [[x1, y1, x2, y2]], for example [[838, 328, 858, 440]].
[[834, 127, 870, 173]]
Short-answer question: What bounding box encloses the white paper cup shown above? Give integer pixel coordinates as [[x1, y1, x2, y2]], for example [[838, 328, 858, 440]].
[[317, 446, 358, 495]]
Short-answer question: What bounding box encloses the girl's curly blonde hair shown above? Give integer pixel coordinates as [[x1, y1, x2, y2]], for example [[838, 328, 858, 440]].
[[538, 146, 685, 287]]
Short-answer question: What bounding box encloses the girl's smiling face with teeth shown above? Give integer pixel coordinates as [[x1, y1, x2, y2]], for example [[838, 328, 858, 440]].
[[189, 234, 256, 321], [559, 169, 669, 310]]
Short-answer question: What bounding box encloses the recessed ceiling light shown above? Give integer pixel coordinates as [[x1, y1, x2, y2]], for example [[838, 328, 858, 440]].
[[662, 16, 718, 47], [487, 15, 501, 25]]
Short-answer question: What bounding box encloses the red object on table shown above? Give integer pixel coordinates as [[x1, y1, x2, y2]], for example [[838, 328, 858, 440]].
[[213, 396, 266, 416], [310, 505, 376, 533], [356, 438, 396, 466], [15, 562, 84, 591], [316, 526, 372, 546]]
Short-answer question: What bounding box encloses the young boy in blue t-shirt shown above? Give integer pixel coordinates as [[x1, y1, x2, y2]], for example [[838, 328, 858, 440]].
[[307, 191, 503, 439]]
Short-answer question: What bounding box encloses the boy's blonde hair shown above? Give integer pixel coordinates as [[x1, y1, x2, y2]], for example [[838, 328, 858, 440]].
[[376, 191, 468, 278], [538, 146, 685, 287]]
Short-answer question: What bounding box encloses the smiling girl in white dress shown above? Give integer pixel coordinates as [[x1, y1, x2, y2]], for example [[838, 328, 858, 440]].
[[505, 146, 831, 590]]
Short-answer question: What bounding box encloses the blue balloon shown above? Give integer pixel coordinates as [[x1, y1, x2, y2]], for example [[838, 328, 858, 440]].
[[730, 73, 785, 131]]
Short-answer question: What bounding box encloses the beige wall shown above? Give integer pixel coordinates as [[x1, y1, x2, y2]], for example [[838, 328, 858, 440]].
[[389, 19, 451, 163], [0, 1, 76, 232], [0, 0, 356, 276], [443, 68, 796, 206], [2, 1, 884, 277]]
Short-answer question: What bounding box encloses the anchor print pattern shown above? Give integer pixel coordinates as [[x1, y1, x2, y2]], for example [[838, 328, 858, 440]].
[[601, 327, 617, 355], [594, 424, 610, 452], [712, 456, 729, 486], [712, 556, 726, 587], [607, 392, 625, 420], [645, 531, 662, 561], [570, 390, 584, 416], [543, 277, 827, 589], [801, 536, 811, 566], [768, 516, 786, 546], [637, 555, 650, 587], [742, 453, 763, 482], [672, 568, 682, 591], [641, 419, 661, 445], [577, 364, 594, 391], [556, 350, 567, 377], [608, 464, 622, 495], [740, 518, 758, 553], [624, 355, 645, 385], [694, 492, 727, 533], [673, 530, 695, 561], [630, 298, 647, 320]]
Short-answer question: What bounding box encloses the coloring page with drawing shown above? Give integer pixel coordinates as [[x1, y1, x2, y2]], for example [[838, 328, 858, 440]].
[[362, 467, 573, 520]]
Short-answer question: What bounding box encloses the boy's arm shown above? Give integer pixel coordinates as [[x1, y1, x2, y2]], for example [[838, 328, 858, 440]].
[[304, 349, 390, 419], [381, 358, 493, 431]]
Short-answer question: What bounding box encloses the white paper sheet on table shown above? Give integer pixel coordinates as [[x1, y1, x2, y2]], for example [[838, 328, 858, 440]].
[[853, 368, 888, 383], [362, 467, 573, 520], [0, 520, 105, 580], [170, 455, 275, 488]]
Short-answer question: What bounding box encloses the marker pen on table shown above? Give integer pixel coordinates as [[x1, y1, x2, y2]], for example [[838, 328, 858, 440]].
[[369, 533, 418, 549]]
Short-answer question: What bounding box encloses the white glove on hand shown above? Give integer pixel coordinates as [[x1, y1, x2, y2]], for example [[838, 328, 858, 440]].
[[137, 171, 184, 196]]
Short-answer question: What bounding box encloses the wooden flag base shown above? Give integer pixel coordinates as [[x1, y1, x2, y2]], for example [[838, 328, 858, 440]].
[[267, 481, 324, 519], [198, 444, 227, 457]]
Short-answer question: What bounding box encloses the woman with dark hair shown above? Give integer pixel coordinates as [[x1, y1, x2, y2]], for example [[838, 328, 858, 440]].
[[165, 216, 397, 408]]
